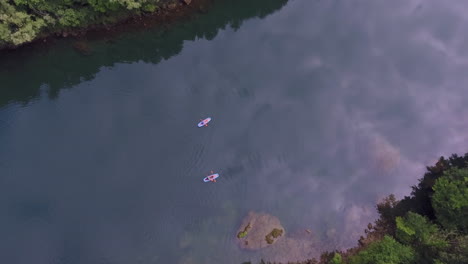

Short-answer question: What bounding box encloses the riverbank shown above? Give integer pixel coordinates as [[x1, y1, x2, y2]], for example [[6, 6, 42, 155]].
[[255, 153, 468, 264], [0, 0, 212, 52], [0, 0, 290, 110]]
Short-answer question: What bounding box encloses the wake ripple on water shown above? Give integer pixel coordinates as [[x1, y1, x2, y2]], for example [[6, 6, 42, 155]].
[[181, 142, 207, 177], [169, 119, 217, 180]]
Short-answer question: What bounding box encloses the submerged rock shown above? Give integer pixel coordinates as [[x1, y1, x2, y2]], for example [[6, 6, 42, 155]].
[[72, 41, 92, 56], [235, 211, 284, 250]]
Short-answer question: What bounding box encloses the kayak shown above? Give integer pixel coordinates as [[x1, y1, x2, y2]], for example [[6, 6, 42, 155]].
[[203, 173, 219, 182], [198, 117, 212, 127]]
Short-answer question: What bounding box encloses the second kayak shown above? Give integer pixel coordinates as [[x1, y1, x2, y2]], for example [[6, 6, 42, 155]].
[[203, 173, 219, 182]]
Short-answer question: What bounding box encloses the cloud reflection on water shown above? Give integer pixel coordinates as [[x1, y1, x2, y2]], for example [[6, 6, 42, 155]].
[[1, 0, 468, 263]]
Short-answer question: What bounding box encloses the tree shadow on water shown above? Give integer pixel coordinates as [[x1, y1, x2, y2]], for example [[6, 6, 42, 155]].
[[0, 0, 289, 109]]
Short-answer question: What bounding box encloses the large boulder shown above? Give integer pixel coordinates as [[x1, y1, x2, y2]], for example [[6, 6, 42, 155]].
[[235, 211, 285, 250]]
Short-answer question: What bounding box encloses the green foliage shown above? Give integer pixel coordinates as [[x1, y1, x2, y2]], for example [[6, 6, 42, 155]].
[[87, 0, 155, 12], [88, 0, 120, 13], [0, 0, 165, 48], [265, 228, 283, 244], [437, 234, 468, 264], [396, 212, 449, 262], [237, 222, 251, 239], [407, 154, 468, 220], [396, 212, 447, 247], [13, 0, 46, 7], [329, 253, 342, 264], [372, 154, 468, 237], [349, 236, 415, 264], [57, 8, 86, 27], [237, 231, 247, 238], [116, 0, 145, 10], [432, 168, 468, 233], [396, 216, 415, 239], [0, 1, 46, 46], [143, 3, 158, 12]]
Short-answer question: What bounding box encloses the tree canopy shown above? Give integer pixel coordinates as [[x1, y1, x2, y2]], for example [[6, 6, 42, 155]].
[[348, 236, 415, 264], [0, 0, 164, 48], [432, 167, 468, 234], [262, 153, 468, 264]]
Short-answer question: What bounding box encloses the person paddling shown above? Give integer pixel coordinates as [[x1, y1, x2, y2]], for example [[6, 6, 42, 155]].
[[198, 117, 211, 127], [210, 174, 216, 182], [203, 171, 219, 183]]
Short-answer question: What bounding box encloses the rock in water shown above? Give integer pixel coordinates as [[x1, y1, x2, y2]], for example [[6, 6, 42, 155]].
[[72, 41, 92, 56], [235, 211, 284, 250]]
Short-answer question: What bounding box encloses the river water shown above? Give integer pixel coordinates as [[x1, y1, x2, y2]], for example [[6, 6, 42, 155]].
[[1, 0, 468, 263]]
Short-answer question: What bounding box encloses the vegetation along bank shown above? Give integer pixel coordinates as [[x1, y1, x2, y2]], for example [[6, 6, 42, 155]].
[[253, 153, 468, 264], [0, 0, 209, 50]]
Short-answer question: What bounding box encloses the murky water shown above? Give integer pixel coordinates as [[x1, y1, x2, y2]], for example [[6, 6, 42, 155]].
[[1, 0, 468, 263]]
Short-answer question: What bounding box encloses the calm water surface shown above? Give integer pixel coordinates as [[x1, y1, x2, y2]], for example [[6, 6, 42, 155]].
[[1, 0, 468, 263]]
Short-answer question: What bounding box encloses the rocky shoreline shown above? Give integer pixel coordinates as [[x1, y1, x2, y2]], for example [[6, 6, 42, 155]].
[[240, 154, 468, 264], [235, 211, 285, 250], [235, 211, 323, 263]]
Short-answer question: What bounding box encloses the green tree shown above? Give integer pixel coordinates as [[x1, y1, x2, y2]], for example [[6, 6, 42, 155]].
[[432, 168, 468, 233], [56, 8, 87, 27], [349, 235, 415, 264], [396, 212, 447, 246], [437, 234, 468, 264], [87, 0, 120, 13], [396, 212, 449, 262], [329, 252, 342, 264], [0, 1, 46, 46], [398, 154, 468, 221]]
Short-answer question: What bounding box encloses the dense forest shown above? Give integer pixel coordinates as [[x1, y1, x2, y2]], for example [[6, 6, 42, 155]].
[[0, 0, 184, 49], [258, 153, 468, 264]]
